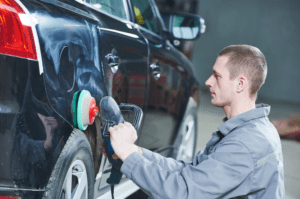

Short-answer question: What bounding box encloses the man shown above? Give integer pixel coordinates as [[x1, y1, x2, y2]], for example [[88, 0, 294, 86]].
[[107, 45, 285, 198]]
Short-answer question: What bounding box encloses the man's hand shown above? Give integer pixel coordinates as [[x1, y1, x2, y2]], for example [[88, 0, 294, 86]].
[[108, 122, 140, 161], [38, 113, 59, 152], [110, 122, 138, 144]]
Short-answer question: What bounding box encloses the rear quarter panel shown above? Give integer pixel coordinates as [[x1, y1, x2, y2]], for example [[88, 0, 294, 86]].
[[0, 0, 109, 194]]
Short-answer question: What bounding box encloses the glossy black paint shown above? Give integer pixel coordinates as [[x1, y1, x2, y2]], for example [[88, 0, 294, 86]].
[[0, 54, 71, 198], [130, 0, 199, 150], [0, 0, 200, 198], [30, 0, 106, 124]]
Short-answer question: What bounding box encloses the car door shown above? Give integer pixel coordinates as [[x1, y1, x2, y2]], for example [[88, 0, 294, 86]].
[[128, 0, 187, 154], [75, 0, 150, 194]]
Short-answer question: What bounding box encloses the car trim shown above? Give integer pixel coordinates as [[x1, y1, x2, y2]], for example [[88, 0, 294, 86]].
[[15, 0, 44, 74], [0, 187, 45, 192], [123, 0, 130, 22], [150, 0, 168, 31], [97, 27, 139, 39]]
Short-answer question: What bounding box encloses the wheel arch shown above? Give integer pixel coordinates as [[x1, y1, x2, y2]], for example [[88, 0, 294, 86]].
[[80, 116, 103, 178]]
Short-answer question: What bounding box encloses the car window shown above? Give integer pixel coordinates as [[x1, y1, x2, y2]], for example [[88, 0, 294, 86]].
[[86, 0, 127, 20], [130, 0, 160, 35]]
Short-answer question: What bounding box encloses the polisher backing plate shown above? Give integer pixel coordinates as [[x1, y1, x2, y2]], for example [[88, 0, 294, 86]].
[[77, 90, 91, 130], [81, 93, 93, 127], [72, 90, 81, 127]]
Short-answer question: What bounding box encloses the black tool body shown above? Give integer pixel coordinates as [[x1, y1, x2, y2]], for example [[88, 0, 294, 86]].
[[100, 96, 143, 185]]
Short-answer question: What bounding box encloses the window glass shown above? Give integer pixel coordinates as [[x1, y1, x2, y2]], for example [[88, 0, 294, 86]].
[[130, 0, 160, 35], [88, 0, 127, 20]]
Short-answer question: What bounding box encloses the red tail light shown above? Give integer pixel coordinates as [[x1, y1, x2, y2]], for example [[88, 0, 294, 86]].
[[0, 196, 21, 199], [0, 0, 37, 60]]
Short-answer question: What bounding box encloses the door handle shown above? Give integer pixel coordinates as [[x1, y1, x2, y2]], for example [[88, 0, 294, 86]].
[[150, 63, 161, 80], [106, 54, 120, 67], [105, 54, 120, 73]]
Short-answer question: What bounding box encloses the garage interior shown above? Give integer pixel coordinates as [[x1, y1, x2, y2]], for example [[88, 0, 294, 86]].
[[192, 1, 300, 198], [130, 0, 300, 198]]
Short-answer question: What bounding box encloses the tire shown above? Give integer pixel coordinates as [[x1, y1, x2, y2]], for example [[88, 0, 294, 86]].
[[42, 129, 94, 199], [172, 106, 198, 162]]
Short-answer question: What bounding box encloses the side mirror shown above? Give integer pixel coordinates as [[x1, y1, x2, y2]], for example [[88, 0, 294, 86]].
[[167, 12, 206, 40]]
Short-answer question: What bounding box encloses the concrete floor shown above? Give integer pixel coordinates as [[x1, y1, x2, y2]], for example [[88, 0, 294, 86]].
[[196, 90, 300, 199]]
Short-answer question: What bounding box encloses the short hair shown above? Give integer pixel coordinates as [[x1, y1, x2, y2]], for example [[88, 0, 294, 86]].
[[218, 45, 267, 97]]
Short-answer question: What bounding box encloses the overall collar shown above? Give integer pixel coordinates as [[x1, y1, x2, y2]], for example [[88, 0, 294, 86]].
[[218, 104, 270, 136]]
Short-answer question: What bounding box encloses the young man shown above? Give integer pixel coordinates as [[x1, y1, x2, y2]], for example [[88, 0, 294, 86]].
[[107, 45, 285, 198]]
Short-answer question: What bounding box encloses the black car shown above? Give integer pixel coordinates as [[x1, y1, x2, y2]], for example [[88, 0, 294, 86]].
[[0, 0, 204, 198]]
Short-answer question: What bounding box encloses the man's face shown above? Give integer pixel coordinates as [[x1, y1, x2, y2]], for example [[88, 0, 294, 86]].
[[205, 56, 235, 107]]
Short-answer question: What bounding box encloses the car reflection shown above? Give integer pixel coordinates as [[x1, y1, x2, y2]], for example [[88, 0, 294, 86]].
[[11, 72, 66, 189]]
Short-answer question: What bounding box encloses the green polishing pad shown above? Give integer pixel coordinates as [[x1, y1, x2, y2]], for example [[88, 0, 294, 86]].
[[77, 90, 92, 131], [72, 91, 81, 127]]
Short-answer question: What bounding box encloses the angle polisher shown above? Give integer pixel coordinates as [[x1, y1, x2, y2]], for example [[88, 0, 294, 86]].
[[99, 96, 143, 185], [72, 91, 143, 198]]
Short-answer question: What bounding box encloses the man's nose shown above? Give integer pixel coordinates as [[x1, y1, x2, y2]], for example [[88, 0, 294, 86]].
[[205, 75, 212, 87]]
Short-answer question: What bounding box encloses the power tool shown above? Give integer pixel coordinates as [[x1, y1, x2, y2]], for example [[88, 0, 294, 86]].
[[72, 90, 143, 198], [99, 96, 143, 198]]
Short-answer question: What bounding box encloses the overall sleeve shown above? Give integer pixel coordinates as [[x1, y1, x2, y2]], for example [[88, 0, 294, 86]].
[[141, 147, 194, 172], [121, 141, 254, 199]]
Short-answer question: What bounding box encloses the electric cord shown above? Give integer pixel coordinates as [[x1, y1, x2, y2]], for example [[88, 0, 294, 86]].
[[111, 185, 115, 199]]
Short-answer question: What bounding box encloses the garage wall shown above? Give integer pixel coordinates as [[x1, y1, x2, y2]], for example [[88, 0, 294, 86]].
[[192, 0, 300, 102]]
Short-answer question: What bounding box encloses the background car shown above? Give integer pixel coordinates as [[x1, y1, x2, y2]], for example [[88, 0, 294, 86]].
[[0, 0, 204, 198]]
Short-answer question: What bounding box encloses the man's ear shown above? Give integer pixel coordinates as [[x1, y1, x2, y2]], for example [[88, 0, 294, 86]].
[[236, 76, 247, 93]]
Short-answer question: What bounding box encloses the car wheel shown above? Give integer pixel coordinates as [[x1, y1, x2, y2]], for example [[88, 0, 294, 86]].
[[172, 108, 198, 162], [42, 129, 94, 199]]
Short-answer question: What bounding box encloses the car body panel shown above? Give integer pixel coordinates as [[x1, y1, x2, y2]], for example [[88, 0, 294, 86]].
[[0, 0, 201, 198], [0, 55, 64, 198]]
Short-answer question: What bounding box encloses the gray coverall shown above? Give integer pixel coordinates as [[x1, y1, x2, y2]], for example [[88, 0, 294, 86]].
[[121, 104, 285, 199]]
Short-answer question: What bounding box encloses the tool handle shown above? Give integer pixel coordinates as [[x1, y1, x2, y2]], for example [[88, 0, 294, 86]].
[[106, 165, 123, 185], [104, 140, 123, 184], [104, 140, 123, 167], [119, 103, 143, 131]]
